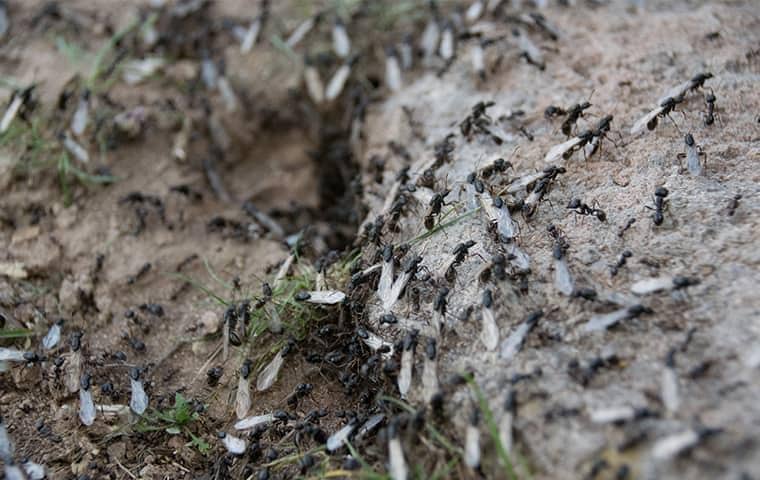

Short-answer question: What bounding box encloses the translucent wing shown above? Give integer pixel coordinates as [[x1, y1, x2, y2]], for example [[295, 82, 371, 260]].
[[583, 307, 630, 332], [234, 413, 274, 431], [388, 436, 408, 480], [686, 143, 702, 176], [235, 376, 251, 420], [0, 94, 23, 134], [651, 430, 699, 461], [398, 349, 413, 398], [0, 348, 26, 362], [589, 405, 636, 424], [377, 260, 395, 306], [661, 366, 680, 414], [130, 378, 149, 414], [631, 276, 674, 295], [420, 20, 440, 57], [257, 350, 284, 391], [630, 106, 664, 134], [480, 307, 499, 351], [554, 257, 574, 296], [22, 460, 46, 480], [286, 17, 315, 48], [421, 355, 439, 403], [464, 424, 481, 468], [544, 136, 584, 163], [79, 389, 96, 426], [332, 22, 351, 58], [658, 80, 692, 106], [304, 65, 324, 104], [507, 172, 544, 193], [500, 318, 537, 361], [325, 64, 351, 101], [356, 414, 385, 440], [221, 433, 247, 455], [385, 55, 402, 92], [42, 323, 61, 350], [302, 290, 346, 305], [327, 423, 355, 452], [240, 17, 262, 53]]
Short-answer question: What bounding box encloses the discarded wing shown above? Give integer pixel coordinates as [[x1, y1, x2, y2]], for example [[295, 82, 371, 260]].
[[480, 306, 499, 351], [465, 1, 484, 23], [651, 430, 699, 461], [385, 52, 402, 92], [1, 416, 13, 461], [240, 17, 262, 53], [257, 350, 284, 391], [235, 375, 251, 420], [304, 62, 325, 104], [464, 422, 481, 468], [79, 387, 96, 426], [326, 422, 355, 452], [470, 41, 485, 80], [0, 348, 27, 362], [439, 24, 455, 61], [299, 290, 346, 305], [685, 134, 702, 176], [661, 365, 680, 415], [220, 432, 247, 455], [0, 92, 23, 134], [122, 57, 165, 85], [420, 20, 440, 58], [421, 351, 439, 403], [500, 312, 541, 361], [332, 20, 351, 58], [398, 347, 413, 398], [234, 412, 274, 431], [388, 434, 408, 480], [61, 133, 90, 164], [217, 76, 239, 113], [583, 306, 638, 332], [71, 91, 90, 136], [631, 277, 676, 295], [544, 136, 584, 163], [554, 255, 574, 296], [129, 370, 149, 415], [21, 460, 46, 480], [286, 16, 316, 48], [589, 405, 637, 424], [356, 413, 385, 440], [325, 63, 351, 102]]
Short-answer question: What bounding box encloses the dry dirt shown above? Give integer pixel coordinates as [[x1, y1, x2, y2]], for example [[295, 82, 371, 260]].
[[0, 0, 759, 479]]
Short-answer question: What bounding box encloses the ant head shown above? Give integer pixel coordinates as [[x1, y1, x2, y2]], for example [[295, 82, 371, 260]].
[[580, 101, 592, 109]]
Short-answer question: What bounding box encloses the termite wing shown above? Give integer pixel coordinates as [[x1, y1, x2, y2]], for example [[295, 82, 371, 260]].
[[553, 242, 574, 296], [480, 289, 499, 351], [657, 72, 713, 106], [219, 432, 247, 455], [465, 408, 481, 468], [499, 390, 515, 454], [327, 421, 355, 452], [234, 412, 274, 431], [129, 367, 149, 415], [325, 57, 356, 102], [296, 290, 346, 304], [480, 193, 518, 241], [304, 56, 325, 104], [385, 46, 403, 92], [240, 16, 262, 53], [377, 245, 395, 306], [61, 132, 90, 164], [631, 276, 699, 295], [388, 421, 408, 480], [257, 348, 285, 391], [500, 310, 542, 361], [70, 89, 90, 136], [439, 21, 455, 61], [583, 304, 652, 332], [332, 18, 351, 58], [661, 349, 680, 416], [286, 13, 320, 48], [235, 359, 253, 419], [422, 338, 439, 403], [64, 332, 84, 393], [79, 373, 96, 426], [398, 330, 417, 398], [683, 133, 703, 176]]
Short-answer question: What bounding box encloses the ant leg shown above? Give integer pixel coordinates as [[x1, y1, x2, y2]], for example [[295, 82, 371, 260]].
[[666, 114, 683, 135]]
